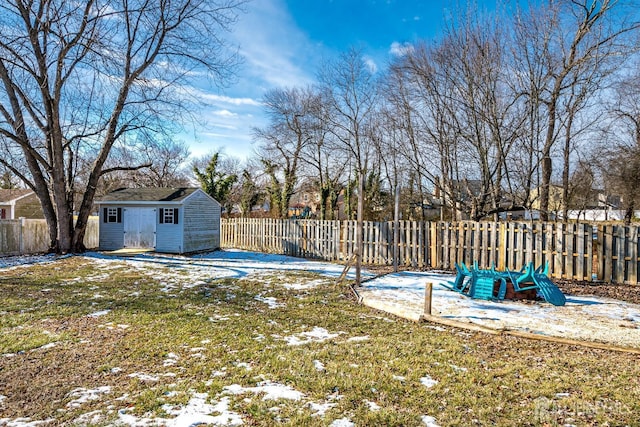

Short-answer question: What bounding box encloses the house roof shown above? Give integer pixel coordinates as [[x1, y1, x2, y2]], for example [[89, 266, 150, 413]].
[[0, 189, 33, 203], [98, 187, 200, 203]]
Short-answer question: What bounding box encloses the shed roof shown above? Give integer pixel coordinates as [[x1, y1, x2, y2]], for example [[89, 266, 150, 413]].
[[0, 189, 34, 203], [98, 187, 200, 203]]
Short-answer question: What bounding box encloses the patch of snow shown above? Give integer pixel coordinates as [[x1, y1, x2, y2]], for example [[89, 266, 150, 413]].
[[0, 254, 55, 269], [307, 401, 337, 417], [72, 410, 104, 425], [163, 394, 243, 426], [164, 353, 180, 367], [420, 375, 438, 388], [347, 336, 369, 342], [128, 372, 159, 382], [0, 395, 6, 403], [365, 400, 381, 411], [422, 415, 441, 427], [359, 270, 640, 349], [35, 342, 57, 351], [449, 364, 468, 372], [110, 367, 123, 374], [254, 295, 284, 309], [87, 310, 110, 317], [223, 381, 304, 401], [117, 393, 243, 427], [211, 369, 227, 377], [235, 362, 251, 371], [0, 418, 55, 426], [284, 327, 341, 346], [392, 375, 405, 381], [313, 360, 325, 372], [330, 418, 355, 427], [66, 386, 111, 407]]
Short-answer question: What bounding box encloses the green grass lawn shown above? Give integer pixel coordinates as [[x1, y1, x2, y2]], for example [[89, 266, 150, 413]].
[[1, 253, 639, 426]]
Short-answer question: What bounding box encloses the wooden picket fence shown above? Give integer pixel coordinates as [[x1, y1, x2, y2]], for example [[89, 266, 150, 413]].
[[221, 218, 640, 285], [0, 217, 99, 255]]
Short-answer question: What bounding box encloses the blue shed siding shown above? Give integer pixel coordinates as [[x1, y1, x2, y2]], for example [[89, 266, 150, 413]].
[[98, 205, 124, 250], [155, 206, 184, 253], [183, 191, 221, 252]]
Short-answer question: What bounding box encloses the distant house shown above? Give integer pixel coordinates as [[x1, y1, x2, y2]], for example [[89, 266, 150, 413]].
[[96, 187, 220, 253], [0, 189, 43, 219], [288, 183, 321, 218]]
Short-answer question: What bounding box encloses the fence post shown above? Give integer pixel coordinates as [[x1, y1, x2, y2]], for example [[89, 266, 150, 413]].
[[423, 282, 433, 316], [19, 217, 25, 255], [498, 222, 506, 271]]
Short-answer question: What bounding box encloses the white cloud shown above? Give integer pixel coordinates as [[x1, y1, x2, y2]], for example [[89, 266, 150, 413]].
[[177, 0, 320, 160], [389, 41, 415, 57], [232, 0, 317, 88], [213, 109, 238, 118], [201, 93, 261, 106], [363, 56, 378, 74]]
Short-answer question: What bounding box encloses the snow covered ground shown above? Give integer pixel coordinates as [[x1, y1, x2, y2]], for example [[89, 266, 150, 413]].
[[3, 249, 639, 350], [359, 271, 640, 349], [2, 249, 639, 426]]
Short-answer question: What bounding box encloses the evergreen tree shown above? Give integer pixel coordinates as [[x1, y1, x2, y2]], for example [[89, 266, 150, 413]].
[[193, 153, 237, 213]]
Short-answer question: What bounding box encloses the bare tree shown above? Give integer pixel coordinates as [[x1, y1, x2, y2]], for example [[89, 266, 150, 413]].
[[297, 89, 346, 220], [513, 0, 640, 220], [0, 0, 243, 252], [566, 159, 597, 220], [253, 87, 319, 218], [393, 7, 525, 221], [130, 138, 192, 188], [319, 47, 378, 284], [598, 65, 640, 224], [97, 137, 191, 191]]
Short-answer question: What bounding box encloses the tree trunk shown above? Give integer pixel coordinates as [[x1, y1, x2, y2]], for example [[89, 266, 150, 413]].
[[540, 96, 558, 221], [393, 181, 400, 273], [355, 172, 364, 286]]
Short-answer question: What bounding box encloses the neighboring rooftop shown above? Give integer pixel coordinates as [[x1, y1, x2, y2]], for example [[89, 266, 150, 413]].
[[0, 188, 33, 203], [98, 188, 199, 203]]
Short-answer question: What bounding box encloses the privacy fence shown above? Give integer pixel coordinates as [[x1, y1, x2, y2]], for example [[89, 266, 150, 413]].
[[221, 218, 640, 285], [0, 218, 99, 255]]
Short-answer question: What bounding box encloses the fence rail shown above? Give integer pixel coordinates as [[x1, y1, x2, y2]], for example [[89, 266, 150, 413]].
[[3, 217, 638, 285], [0, 218, 99, 255], [222, 218, 640, 284]]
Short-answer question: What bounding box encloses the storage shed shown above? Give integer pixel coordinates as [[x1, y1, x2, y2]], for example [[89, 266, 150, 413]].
[[97, 187, 221, 253]]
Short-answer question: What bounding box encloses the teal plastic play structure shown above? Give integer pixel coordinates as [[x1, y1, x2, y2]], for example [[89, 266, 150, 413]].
[[447, 261, 566, 306]]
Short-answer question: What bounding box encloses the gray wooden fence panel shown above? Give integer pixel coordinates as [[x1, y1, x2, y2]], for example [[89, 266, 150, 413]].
[[219, 218, 639, 284], [0, 220, 21, 255], [0, 217, 99, 256]]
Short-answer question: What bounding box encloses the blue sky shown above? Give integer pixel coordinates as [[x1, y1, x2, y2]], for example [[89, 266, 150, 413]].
[[186, 0, 503, 161]]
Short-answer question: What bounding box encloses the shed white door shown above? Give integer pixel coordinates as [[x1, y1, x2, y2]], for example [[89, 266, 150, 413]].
[[123, 208, 156, 248]]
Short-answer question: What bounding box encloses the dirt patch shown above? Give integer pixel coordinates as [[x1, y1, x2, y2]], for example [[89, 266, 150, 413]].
[[557, 279, 640, 304], [0, 316, 132, 420]]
